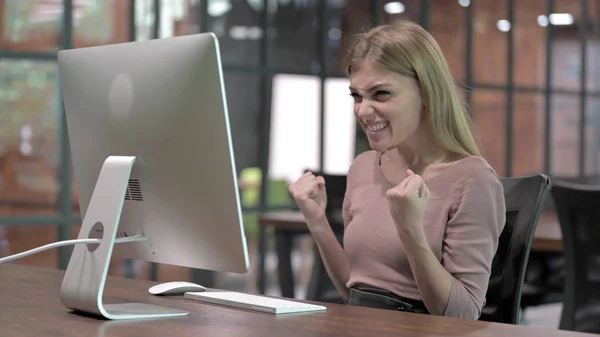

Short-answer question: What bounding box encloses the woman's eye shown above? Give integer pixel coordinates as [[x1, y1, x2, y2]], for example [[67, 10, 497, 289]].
[[350, 92, 361, 101], [375, 91, 391, 97]]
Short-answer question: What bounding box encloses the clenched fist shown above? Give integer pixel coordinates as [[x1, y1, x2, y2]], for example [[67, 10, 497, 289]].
[[289, 172, 328, 223], [386, 169, 430, 237]]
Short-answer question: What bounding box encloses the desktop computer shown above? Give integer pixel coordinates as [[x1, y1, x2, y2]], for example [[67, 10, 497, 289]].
[[57, 33, 250, 320], [56, 32, 326, 320]]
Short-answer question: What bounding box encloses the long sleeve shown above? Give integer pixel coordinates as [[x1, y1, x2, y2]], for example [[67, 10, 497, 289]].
[[441, 168, 506, 319], [342, 173, 353, 227]]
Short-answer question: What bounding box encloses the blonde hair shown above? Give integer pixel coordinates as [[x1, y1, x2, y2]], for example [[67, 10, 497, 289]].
[[345, 20, 481, 157]]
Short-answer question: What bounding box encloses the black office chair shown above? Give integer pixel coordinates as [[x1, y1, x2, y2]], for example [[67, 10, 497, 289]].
[[479, 174, 552, 324], [520, 175, 600, 313], [304, 172, 347, 303], [550, 180, 600, 333]]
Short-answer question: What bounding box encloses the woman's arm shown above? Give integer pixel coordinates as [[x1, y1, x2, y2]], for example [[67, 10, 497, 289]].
[[306, 218, 352, 301], [399, 168, 505, 319], [398, 229, 453, 315]]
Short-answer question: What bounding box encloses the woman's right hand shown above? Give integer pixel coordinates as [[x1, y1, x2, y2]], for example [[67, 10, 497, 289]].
[[289, 172, 328, 223]]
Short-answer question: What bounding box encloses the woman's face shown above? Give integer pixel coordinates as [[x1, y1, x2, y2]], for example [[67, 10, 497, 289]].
[[349, 61, 424, 152]]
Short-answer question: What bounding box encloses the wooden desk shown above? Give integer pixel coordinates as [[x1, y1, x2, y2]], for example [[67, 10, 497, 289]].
[[531, 211, 563, 253], [259, 210, 563, 298], [0, 264, 592, 337], [259, 211, 309, 232]]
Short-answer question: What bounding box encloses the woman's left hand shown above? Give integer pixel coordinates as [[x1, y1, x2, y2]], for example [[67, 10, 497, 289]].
[[385, 169, 430, 239]]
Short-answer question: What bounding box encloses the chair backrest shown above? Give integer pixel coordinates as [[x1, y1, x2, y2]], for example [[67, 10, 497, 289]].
[[479, 174, 551, 324], [543, 175, 600, 211], [551, 180, 600, 333]]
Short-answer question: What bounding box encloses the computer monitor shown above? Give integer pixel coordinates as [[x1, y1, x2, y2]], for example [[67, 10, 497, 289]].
[[57, 33, 249, 320]]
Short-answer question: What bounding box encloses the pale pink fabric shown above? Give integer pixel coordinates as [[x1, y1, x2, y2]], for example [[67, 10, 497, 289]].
[[342, 150, 506, 320]]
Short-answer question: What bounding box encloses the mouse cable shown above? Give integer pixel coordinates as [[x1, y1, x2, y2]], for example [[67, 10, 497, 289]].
[[0, 234, 145, 264]]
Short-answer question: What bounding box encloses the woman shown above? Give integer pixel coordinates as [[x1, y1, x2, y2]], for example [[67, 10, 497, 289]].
[[288, 21, 506, 320]]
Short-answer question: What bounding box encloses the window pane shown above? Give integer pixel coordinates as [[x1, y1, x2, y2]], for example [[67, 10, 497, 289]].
[[514, 0, 546, 88], [269, 74, 320, 183], [586, 1, 600, 177], [267, 74, 354, 182], [331, 0, 421, 76], [430, 0, 466, 82], [324, 77, 354, 174], [473, 0, 507, 85], [512, 93, 545, 176], [550, 1, 586, 92], [588, 26, 600, 94], [0, 59, 58, 211], [471, 89, 507, 175], [334, 0, 373, 76], [549, 95, 599, 177], [269, 1, 318, 73], [551, 94, 579, 176], [586, 97, 600, 176], [325, 1, 345, 75], [206, 0, 260, 67], [74, 0, 130, 48], [224, 73, 262, 172], [135, 0, 201, 41], [159, 0, 200, 38], [552, 34, 582, 93], [1, 0, 63, 52], [268, 74, 320, 211], [134, 0, 155, 41]]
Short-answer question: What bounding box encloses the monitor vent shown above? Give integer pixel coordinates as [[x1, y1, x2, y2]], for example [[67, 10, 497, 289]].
[[125, 179, 144, 201]]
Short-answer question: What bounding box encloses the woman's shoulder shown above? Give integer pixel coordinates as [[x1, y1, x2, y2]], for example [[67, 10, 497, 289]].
[[346, 150, 378, 174], [344, 150, 382, 188], [353, 150, 379, 164], [447, 156, 504, 203], [446, 155, 500, 182], [434, 155, 503, 200]]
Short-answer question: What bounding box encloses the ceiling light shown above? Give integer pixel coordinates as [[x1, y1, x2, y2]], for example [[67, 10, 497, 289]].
[[384, 2, 405, 14], [458, 0, 470, 7], [549, 13, 574, 25], [537, 13, 574, 27], [208, 0, 231, 17], [229, 26, 263, 40], [246, 27, 263, 40], [329, 28, 341, 40], [497, 20, 511, 32]]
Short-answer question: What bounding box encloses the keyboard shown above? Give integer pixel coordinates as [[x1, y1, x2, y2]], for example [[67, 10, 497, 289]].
[[184, 291, 327, 315]]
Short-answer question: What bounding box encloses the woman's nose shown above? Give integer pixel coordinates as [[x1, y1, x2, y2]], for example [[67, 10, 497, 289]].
[[356, 100, 374, 120]]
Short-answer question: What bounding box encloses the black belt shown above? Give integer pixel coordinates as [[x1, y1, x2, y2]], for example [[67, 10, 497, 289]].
[[348, 287, 430, 314]]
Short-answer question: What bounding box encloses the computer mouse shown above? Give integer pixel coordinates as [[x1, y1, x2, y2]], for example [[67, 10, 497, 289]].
[[148, 281, 207, 296]]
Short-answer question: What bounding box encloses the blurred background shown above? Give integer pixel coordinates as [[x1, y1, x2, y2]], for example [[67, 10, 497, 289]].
[[0, 0, 597, 328]]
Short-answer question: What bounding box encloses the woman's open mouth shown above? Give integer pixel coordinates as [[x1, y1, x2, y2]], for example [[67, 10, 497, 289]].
[[366, 122, 389, 132]]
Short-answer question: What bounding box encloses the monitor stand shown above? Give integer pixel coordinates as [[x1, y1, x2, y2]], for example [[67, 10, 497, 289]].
[[60, 155, 190, 320]]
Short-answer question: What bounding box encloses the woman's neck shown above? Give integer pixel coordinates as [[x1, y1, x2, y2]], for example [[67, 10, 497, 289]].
[[396, 127, 449, 170]]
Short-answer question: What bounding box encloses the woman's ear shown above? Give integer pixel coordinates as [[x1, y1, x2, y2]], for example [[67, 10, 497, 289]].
[[419, 88, 429, 116], [420, 100, 429, 121]]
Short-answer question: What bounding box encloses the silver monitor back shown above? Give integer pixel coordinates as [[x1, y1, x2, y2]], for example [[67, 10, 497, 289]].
[[59, 33, 249, 276]]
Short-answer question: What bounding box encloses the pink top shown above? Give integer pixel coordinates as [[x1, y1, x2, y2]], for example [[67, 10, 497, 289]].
[[342, 150, 506, 320]]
